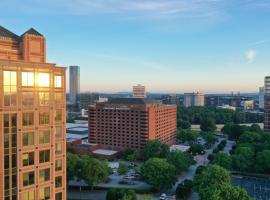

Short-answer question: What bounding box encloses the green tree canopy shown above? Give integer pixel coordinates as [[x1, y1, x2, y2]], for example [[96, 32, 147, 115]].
[[106, 188, 137, 200], [80, 156, 110, 188], [211, 153, 232, 170], [232, 147, 254, 171], [200, 118, 217, 132], [194, 165, 252, 200], [66, 152, 79, 182], [143, 140, 169, 160], [166, 150, 195, 174], [255, 150, 270, 174], [141, 158, 177, 190]]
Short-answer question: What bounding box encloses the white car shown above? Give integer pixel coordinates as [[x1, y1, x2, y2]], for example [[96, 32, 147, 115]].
[[160, 193, 167, 200]]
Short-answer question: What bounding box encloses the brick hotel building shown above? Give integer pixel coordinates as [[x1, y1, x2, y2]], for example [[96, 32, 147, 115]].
[[89, 98, 177, 150], [0, 26, 66, 200]]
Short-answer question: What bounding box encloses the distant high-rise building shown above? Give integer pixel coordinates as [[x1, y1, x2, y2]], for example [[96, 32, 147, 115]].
[[69, 66, 80, 104], [259, 86, 265, 110], [133, 84, 146, 98], [184, 92, 205, 107], [79, 93, 99, 110], [264, 77, 270, 130], [0, 26, 66, 200], [89, 98, 177, 150]]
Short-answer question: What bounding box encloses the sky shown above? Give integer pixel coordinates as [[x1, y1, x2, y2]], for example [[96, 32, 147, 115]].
[[1, 0, 270, 93]]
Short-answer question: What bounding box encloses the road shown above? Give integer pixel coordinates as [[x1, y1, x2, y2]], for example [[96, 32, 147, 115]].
[[150, 138, 223, 200]]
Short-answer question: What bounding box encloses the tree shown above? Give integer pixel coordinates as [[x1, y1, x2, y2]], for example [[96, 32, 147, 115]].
[[166, 150, 195, 174], [81, 156, 110, 189], [249, 124, 261, 132], [175, 179, 193, 199], [255, 150, 270, 174], [178, 119, 191, 129], [194, 165, 252, 200], [66, 152, 79, 182], [211, 153, 232, 170], [232, 147, 254, 171], [118, 163, 129, 175], [106, 188, 137, 200], [200, 118, 216, 132], [141, 158, 177, 190], [176, 129, 200, 143], [202, 132, 217, 147], [143, 140, 169, 160], [222, 124, 247, 140], [189, 144, 205, 155]]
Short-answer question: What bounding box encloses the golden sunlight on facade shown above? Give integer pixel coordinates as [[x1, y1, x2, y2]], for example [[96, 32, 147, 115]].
[[0, 26, 66, 200]]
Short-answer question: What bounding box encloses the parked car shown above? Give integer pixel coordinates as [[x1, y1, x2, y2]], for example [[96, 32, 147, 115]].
[[160, 193, 167, 200]]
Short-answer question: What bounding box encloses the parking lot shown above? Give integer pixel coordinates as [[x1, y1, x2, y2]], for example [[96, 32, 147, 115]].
[[232, 176, 270, 200]]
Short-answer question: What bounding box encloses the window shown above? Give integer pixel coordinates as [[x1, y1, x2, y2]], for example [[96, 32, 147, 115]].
[[55, 126, 62, 138], [55, 192, 62, 200], [23, 132, 34, 146], [55, 109, 62, 121], [55, 176, 62, 188], [22, 72, 34, 87], [23, 171, 35, 186], [22, 190, 35, 200], [38, 73, 50, 87], [39, 92, 50, 106], [39, 150, 50, 163], [39, 130, 50, 144], [22, 152, 34, 166], [55, 93, 62, 104], [22, 92, 34, 106], [55, 159, 62, 171], [39, 112, 49, 125], [3, 71, 17, 106], [22, 113, 34, 126], [39, 168, 50, 183], [39, 187, 50, 200], [54, 75, 62, 88], [55, 143, 62, 155]]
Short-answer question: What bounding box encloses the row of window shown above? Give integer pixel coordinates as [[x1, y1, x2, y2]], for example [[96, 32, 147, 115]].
[[21, 149, 62, 167], [22, 187, 63, 200], [4, 71, 62, 88], [23, 172, 62, 188], [22, 112, 63, 126]]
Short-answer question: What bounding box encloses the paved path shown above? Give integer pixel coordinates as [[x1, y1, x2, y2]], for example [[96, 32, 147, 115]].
[[221, 140, 235, 155]]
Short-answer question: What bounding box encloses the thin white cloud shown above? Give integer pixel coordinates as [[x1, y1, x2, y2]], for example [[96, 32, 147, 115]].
[[245, 49, 257, 63], [1, 0, 226, 20], [249, 39, 269, 46]]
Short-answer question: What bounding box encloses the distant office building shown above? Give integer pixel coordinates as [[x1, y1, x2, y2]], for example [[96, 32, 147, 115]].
[[184, 92, 205, 107], [264, 77, 270, 130], [79, 93, 99, 110], [259, 86, 265, 110], [89, 98, 177, 150], [69, 65, 80, 104], [241, 100, 254, 110], [0, 26, 66, 200], [133, 84, 146, 98], [161, 94, 181, 105]]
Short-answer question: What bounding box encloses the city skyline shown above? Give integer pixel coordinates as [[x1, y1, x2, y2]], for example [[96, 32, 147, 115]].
[[2, 0, 270, 93]]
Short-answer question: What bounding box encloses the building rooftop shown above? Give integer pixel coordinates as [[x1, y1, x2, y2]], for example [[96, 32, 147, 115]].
[[108, 97, 157, 105], [0, 26, 19, 39], [22, 28, 43, 37], [92, 149, 118, 156], [0, 26, 43, 40]]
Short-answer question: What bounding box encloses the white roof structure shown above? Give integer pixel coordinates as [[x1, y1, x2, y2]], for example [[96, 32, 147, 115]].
[[170, 145, 190, 152], [68, 127, 88, 132], [92, 149, 118, 156], [66, 133, 88, 142]]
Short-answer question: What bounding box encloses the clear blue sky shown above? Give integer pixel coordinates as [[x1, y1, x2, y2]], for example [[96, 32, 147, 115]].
[[2, 0, 270, 93]]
